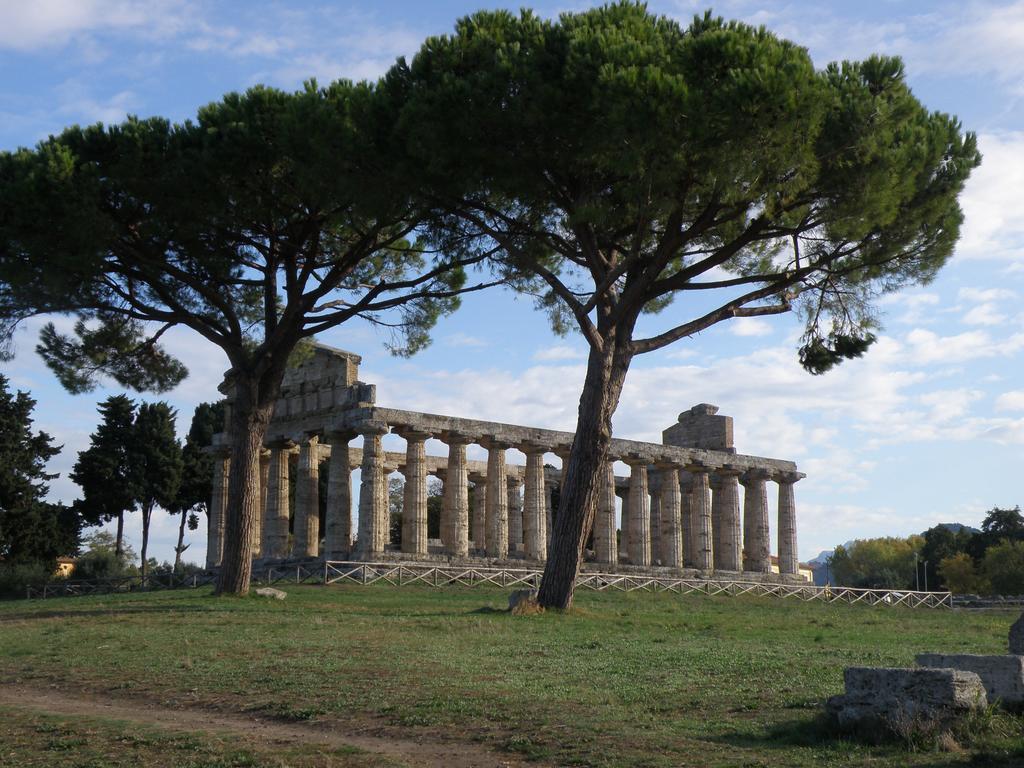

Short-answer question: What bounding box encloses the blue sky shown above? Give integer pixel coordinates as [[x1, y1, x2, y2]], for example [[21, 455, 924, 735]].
[[3, 0, 1024, 567]]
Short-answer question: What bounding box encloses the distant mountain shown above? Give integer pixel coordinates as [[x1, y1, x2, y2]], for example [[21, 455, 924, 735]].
[[808, 550, 834, 566]]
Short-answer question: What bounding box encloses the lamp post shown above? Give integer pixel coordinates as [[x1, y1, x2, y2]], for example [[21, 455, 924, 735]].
[[915, 554, 920, 591]]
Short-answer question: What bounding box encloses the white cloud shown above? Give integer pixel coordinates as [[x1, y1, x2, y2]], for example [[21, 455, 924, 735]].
[[55, 85, 137, 126], [903, 328, 1024, 365], [664, 347, 698, 361], [919, 388, 983, 423], [963, 303, 1007, 326], [958, 287, 1017, 302], [729, 317, 774, 337], [534, 345, 587, 361], [915, 1, 1024, 85], [0, 0, 188, 51], [995, 390, 1024, 411], [879, 291, 941, 325], [957, 132, 1024, 262]]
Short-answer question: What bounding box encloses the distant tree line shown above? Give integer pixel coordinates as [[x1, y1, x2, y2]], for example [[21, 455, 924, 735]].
[[829, 507, 1024, 594], [0, 373, 223, 597], [0, 375, 79, 596]]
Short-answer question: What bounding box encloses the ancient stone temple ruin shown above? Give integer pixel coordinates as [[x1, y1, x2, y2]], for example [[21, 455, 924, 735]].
[[207, 345, 806, 582]]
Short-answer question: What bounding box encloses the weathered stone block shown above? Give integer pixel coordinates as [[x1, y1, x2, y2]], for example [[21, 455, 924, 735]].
[[254, 587, 287, 600], [917, 653, 1024, 706], [827, 667, 987, 731], [1011, 613, 1024, 655], [662, 403, 735, 453]]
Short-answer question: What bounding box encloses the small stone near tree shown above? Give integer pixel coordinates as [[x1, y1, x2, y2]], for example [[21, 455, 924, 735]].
[[508, 589, 542, 616], [1010, 613, 1024, 655], [254, 587, 287, 600]]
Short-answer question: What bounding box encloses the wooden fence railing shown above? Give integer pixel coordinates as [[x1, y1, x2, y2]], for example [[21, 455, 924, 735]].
[[25, 561, 953, 608]]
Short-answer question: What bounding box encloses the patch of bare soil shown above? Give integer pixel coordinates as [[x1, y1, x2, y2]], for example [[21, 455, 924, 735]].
[[0, 683, 539, 768]]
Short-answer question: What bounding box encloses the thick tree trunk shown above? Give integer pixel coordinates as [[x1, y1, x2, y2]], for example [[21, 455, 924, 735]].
[[140, 502, 152, 582], [537, 339, 632, 609], [173, 511, 187, 573], [115, 512, 124, 559], [214, 375, 275, 596]]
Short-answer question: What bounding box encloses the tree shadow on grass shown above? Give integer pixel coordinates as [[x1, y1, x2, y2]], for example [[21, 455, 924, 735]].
[[710, 713, 1024, 767], [0, 604, 224, 621]]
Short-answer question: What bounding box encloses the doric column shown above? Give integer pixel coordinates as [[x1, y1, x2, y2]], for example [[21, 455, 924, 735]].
[[323, 432, 353, 558], [469, 471, 487, 552], [356, 422, 389, 557], [593, 460, 618, 566], [544, 478, 557, 552], [292, 434, 320, 559], [521, 444, 547, 562], [740, 469, 771, 572], [254, 450, 269, 556], [483, 438, 509, 559], [507, 475, 523, 553], [442, 432, 471, 558], [398, 429, 430, 557], [649, 470, 662, 564], [206, 450, 230, 568], [680, 471, 694, 567], [712, 467, 742, 571], [656, 462, 683, 569], [261, 441, 293, 559], [686, 463, 713, 571], [618, 486, 630, 562], [777, 470, 803, 575], [625, 458, 650, 567]]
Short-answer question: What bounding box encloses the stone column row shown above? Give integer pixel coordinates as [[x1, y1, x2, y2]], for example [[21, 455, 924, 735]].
[[209, 426, 801, 577], [609, 464, 800, 577]]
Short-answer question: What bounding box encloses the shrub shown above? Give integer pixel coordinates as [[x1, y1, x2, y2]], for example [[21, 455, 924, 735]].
[[0, 560, 53, 599]]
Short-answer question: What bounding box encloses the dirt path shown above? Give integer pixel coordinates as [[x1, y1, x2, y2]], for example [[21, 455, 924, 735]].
[[0, 683, 539, 768]]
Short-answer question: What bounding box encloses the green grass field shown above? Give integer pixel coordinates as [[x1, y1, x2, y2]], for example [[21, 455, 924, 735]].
[[1, 585, 1022, 767]]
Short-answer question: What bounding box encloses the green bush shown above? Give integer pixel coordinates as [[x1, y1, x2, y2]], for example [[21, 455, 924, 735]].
[[0, 561, 53, 599]]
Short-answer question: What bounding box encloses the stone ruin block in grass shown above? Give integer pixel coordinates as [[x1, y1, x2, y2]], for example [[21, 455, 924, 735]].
[[1010, 613, 1024, 655], [508, 589, 542, 616], [917, 654, 1024, 709], [827, 667, 987, 734]]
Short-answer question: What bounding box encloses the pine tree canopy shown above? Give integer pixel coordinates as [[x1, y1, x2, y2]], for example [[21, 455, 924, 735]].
[[389, 3, 981, 369]]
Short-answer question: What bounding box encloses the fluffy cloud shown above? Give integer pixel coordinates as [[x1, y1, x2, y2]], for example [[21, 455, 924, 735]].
[[729, 317, 774, 337], [995, 390, 1024, 411], [903, 328, 1024, 365], [534, 345, 587, 361], [959, 287, 1017, 303], [879, 291, 941, 325], [957, 132, 1024, 261], [0, 0, 188, 51], [963, 304, 1007, 326]]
